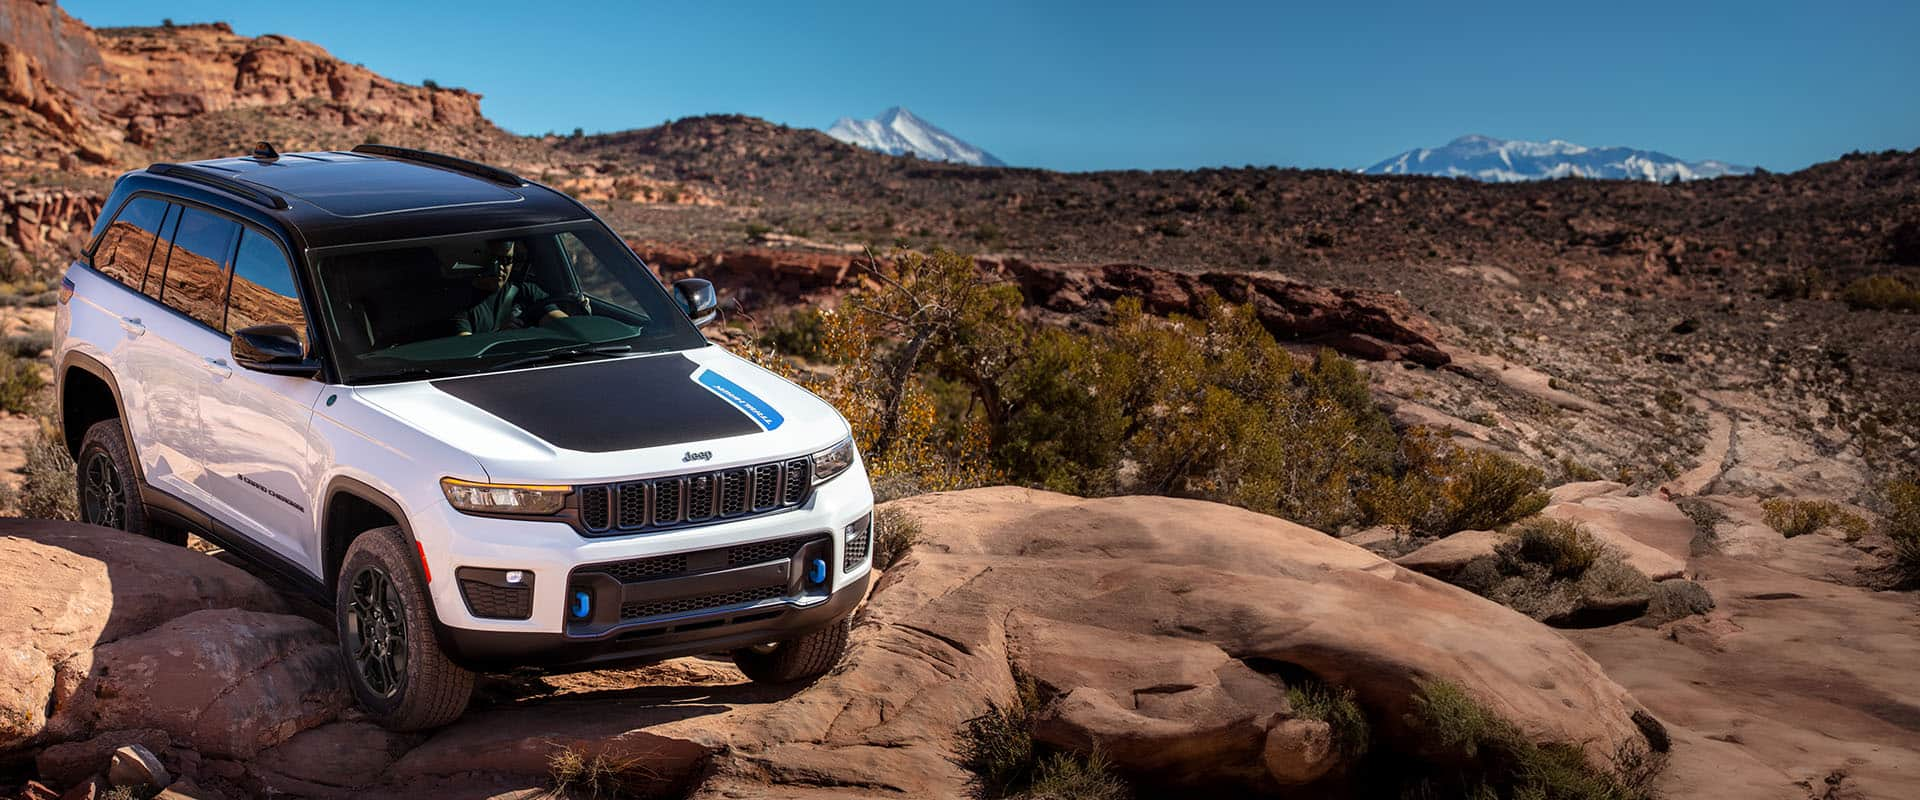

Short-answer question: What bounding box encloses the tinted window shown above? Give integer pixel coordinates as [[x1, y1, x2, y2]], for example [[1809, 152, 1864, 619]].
[[91, 197, 169, 288], [561, 231, 647, 312], [140, 205, 180, 302], [226, 229, 307, 348], [160, 207, 239, 328]]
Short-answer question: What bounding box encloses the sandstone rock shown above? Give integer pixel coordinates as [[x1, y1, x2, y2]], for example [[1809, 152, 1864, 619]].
[[385, 701, 714, 798], [35, 728, 171, 788], [1549, 480, 1629, 505], [1393, 529, 1505, 577], [1262, 718, 1335, 785], [107, 743, 169, 788], [48, 608, 347, 759], [1541, 494, 1691, 580], [694, 488, 1656, 798], [248, 721, 421, 798], [0, 521, 287, 751]]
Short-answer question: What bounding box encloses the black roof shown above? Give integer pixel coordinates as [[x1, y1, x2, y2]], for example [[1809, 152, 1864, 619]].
[[136, 148, 592, 250]]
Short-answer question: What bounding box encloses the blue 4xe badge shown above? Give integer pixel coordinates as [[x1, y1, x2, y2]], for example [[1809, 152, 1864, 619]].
[[694, 369, 785, 431]]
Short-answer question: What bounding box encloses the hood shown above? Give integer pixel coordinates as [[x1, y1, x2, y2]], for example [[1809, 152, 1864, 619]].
[[350, 345, 849, 483]]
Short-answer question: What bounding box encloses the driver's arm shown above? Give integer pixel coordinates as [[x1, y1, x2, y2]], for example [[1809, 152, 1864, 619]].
[[523, 282, 568, 321]]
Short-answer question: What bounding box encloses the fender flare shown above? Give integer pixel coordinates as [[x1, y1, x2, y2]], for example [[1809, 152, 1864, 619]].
[[56, 351, 143, 479]]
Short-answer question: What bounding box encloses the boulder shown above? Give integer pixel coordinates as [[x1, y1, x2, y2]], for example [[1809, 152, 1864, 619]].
[[1392, 529, 1505, 577], [47, 608, 348, 759], [694, 488, 1658, 798], [247, 721, 422, 798], [1549, 480, 1629, 505], [0, 521, 287, 750], [35, 729, 172, 789], [1541, 494, 1692, 580]]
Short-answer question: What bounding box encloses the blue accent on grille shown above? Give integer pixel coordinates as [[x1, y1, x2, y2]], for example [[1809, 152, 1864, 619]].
[[807, 558, 828, 585], [695, 369, 785, 431], [571, 590, 592, 619]]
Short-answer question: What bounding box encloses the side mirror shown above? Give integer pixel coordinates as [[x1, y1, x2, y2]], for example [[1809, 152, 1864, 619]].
[[231, 324, 320, 378], [673, 278, 719, 328]]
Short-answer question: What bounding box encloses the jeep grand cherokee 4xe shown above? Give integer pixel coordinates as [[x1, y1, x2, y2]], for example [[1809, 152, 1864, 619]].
[[53, 144, 875, 729]]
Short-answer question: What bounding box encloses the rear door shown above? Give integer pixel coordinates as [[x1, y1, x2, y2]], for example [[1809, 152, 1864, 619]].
[[198, 226, 325, 571], [124, 204, 239, 510], [75, 196, 174, 453]]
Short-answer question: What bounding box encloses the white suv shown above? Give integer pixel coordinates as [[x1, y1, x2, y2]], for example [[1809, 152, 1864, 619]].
[[53, 144, 874, 729]]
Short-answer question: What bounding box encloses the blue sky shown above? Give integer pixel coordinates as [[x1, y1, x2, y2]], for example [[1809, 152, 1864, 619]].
[[65, 0, 1920, 172]]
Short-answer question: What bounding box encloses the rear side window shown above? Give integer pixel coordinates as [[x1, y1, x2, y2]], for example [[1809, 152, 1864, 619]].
[[226, 229, 308, 347], [91, 197, 169, 289], [160, 206, 240, 329]]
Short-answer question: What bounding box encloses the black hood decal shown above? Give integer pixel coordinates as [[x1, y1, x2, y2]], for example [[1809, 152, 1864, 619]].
[[432, 353, 767, 453]]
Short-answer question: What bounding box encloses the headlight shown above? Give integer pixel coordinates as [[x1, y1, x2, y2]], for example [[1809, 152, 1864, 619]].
[[811, 437, 857, 485], [441, 478, 569, 515]]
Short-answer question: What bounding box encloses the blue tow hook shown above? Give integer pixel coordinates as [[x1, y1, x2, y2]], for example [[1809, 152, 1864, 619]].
[[571, 589, 593, 619], [807, 558, 829, 586]]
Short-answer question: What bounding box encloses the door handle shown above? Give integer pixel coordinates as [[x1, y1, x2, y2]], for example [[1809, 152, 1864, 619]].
[[202, 357, 233, 379], [118, 316, 146, 337]]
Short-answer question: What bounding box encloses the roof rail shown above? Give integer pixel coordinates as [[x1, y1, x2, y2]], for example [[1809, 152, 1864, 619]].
[[349, 144, 525, 187], [145, 163, 290, 210]]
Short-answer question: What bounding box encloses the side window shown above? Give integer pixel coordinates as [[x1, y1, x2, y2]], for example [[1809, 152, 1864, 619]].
[[558, 232, 646, 313], [90, 197, 169, 289], [226, 229, 308, 348], [139, 205, 180, 303], [160, 206, 240, 329]]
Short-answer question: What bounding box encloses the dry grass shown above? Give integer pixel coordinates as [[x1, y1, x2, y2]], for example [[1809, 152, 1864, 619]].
[[1, 421, 76, 520], [545, 744, 667, 799], [1408, 679, 1664, 800], [1761, 498, 1869, 539], [873, 505, 923, 569]]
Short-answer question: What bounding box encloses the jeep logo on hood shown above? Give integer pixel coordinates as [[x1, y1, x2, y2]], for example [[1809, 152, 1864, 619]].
[[683, 450, 713, 463]]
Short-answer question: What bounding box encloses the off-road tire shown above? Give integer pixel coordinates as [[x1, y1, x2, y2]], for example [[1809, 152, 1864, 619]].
[[76, 419, 184, 545], [336, 526, 474, 730], [731, 612, 852, 685]]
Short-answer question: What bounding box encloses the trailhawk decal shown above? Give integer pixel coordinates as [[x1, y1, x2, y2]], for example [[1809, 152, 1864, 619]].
[[694, 368, 785, 431], [430, 353, 770, 452]]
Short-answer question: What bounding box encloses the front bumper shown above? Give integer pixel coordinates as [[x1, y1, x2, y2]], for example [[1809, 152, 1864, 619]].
[[412, 458, 874, 670], [440, 569, 868, 672]]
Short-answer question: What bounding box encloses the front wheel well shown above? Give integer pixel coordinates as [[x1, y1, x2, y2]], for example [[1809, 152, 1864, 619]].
[[324, 490, 400, 590], [60, 367, 118, 457]]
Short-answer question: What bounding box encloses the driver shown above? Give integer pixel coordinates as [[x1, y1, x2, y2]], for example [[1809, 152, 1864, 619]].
[[451, 239, 568, 335]]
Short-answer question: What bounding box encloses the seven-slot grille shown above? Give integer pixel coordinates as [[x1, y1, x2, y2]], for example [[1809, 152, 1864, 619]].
[[577, 457, 812, 534]]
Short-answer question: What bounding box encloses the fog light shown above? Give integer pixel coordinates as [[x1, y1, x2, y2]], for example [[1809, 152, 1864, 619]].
[[807, 558, 828, 585], [571, 589, 592, 619]]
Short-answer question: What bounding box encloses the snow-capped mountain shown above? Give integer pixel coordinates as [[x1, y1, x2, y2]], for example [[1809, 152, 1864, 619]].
[[825, 107, 1006, 167], [1362, 135, 1749, 183]]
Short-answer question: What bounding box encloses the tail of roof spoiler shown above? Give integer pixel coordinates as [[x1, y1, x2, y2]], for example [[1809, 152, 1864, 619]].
[[145, 163, 291, 210], [350, 144, 526, 187]]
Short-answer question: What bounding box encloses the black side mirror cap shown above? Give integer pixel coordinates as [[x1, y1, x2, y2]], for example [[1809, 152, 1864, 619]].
[[231, 324, 320, 378], [673, 278, 720, 328]]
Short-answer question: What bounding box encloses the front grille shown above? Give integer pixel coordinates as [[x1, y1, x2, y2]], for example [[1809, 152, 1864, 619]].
[[578, 457, 811, 534], [620, 584, 785, 620], [728, 536, 813, 567], [458, 579, 532, 620]]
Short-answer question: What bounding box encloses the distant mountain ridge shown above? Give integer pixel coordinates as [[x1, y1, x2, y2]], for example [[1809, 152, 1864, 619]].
[[825, 107, 1005, 167], [1363, 134, 1750, 183]]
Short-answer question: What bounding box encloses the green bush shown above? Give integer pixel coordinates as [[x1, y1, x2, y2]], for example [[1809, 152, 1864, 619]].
[[1451, 519, 1654, 624], [1016, 750, 1130, 800], [1287, 679, 1370, 761], [1360, 432, 1551, 536], [6, 425, 77, 520], [1882, 476, 1920, 588], [0, 351, 45, 414], [1841, 275, 1920, 312], [873, 505, 923, 569], [1407, 679, 1663, 800], [1503, 518, 1603, 578], [1761, 498, 1868, 538]]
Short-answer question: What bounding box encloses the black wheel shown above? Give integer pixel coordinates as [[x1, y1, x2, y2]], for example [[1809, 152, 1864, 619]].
[[731, 613, 852, 685], [336, 526, 474, 730], [76, 419, 184, 545]]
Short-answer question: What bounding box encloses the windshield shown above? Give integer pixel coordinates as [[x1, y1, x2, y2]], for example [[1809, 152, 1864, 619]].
[[313, 223, 707, 383]]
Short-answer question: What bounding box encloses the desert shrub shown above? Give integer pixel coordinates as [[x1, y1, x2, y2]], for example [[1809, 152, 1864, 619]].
[[1454, 519, 1655, 624], [1361, 432, 1551, 536], [1286, 679, 1370, 761], [1, 331, 51, 358], [961, 675, 1043, 796], [1840, 275, 1920, 312], [0, 350, 45, 414], [1642, 579, 1715, 625], [757, 307, 826, 360], [4, 424, 78, 520], [1761, 498, 1868, 538], [1882, 476, 1920, 588], [1403, 679, 1663, 800], [1017, 750, 1130, 800], [546, 745, 664, 800], [873, 505, 922, 569], [1767, 267, 1825, 300]]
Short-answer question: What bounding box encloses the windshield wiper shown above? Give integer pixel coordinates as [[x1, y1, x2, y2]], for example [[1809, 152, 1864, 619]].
[[354, 366, 466, 384], [491, 344, 634, 371]]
